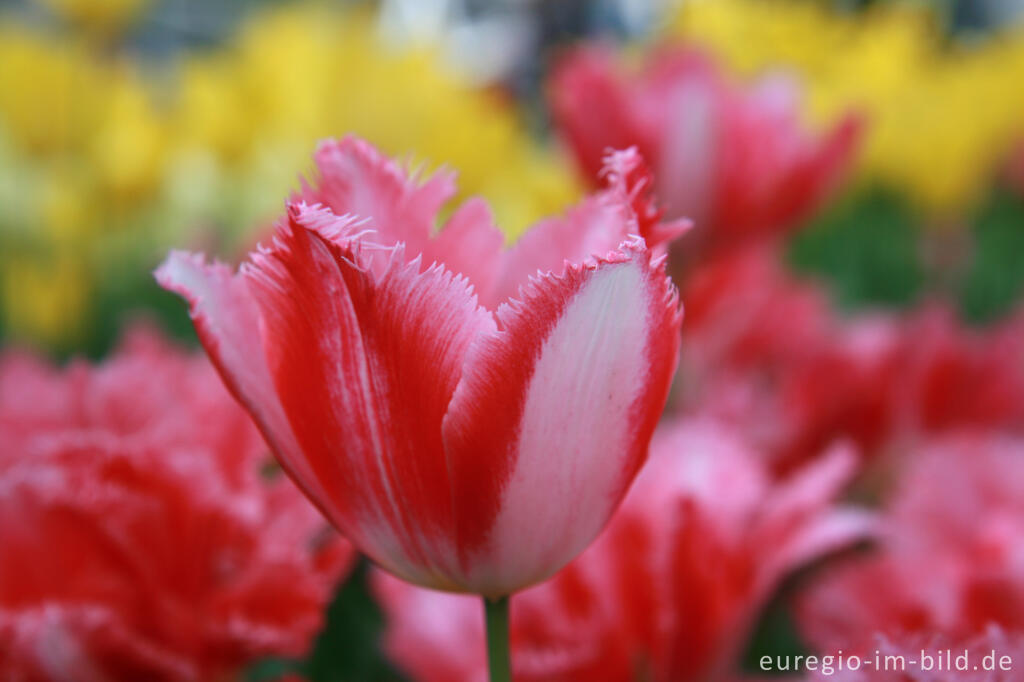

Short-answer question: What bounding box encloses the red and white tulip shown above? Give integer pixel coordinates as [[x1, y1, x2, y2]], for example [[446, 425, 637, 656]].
[[157, 136, 685, 597], [550, 47, 863, 253], [373, 418, 872, 682]]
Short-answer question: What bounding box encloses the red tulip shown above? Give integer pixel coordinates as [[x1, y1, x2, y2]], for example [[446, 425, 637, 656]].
[[772, 305, 1024, 472], [0, 328, 351, 682], [677, 248, 891, 472], [374, 419, 872, 682], [677, 246, 1024, 473], [157, 136, 684, 597], [680, 246, 833, 379], [893, 306, 1024, 434], [797, 434, 1024, 656], [550, 47, 863, 252]]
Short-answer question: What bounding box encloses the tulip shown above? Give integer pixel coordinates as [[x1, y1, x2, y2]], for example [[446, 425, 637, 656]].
[[797, 434, 1024, 656], [0, 327, 351, 682], [373, 418, 871, 682], [157, 136, 684, 680], [550, 47, 862, 255], [677, 248, 889, 473], [680, 255, 1024, 472]]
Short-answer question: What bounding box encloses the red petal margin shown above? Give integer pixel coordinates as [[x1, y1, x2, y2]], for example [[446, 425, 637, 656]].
[[154, 252, 337, 524], [599, 147, 692, 252], [549, 48, 652, 187], [442, 238, 682, 596], [301, 136, 505, 299], [302, 136, 457, 253], [243, 203, 495, 589], [488, 147, 687, 309], [489, 195, 630, 306]]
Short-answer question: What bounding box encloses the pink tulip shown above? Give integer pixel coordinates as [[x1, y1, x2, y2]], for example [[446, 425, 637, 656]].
[[156, 136, 685, 598], [550, 47, 863, 253], [797, 433, 1024, 655]]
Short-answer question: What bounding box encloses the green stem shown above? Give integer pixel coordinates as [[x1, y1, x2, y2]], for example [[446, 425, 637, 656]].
[[483, 595, 511, 682]]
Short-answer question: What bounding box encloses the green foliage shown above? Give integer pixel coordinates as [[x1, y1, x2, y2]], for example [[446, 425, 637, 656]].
[[742, 599, 808, 677], [960, 190, 1024, 324], [248, 559, 408, 682], [87, 260, 200, 358], [787, 189, 924, 310]]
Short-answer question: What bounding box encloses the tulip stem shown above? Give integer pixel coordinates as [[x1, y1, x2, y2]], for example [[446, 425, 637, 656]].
[[483, 595, 511, 682]]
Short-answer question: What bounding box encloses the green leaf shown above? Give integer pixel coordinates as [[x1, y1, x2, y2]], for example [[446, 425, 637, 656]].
[[960, 190, 1024, 325], [787, 189, 924, 311], [302, 559, 409, 682]]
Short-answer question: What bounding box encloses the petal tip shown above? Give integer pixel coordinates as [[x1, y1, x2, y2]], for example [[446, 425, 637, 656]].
[[154, 250, 232, 310]]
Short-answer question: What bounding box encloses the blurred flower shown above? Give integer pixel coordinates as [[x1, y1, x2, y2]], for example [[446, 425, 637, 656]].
[[158, 136, 682, 597], [0, 253, 92, 349], [0, 30, 105, 156], [1007, 139, 1024, 196], [0, 327, 352, 681], [670, 0, 1024, 216], [678, 248, 891, 471], [170, 4, 565, 231], [797, 434, 1024, 654], [679, 248, 1024, 471], [680, 246, 833, 384], [374, 418, 871, 682], [550, 47, 861, 254], [894, 305, 1024, 434], [0, 2, 579, 351], [774, 304, 1024, 470]]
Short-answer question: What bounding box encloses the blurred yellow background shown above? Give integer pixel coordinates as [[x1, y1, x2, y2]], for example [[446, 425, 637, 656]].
[[0, 0, 579, 351], [2, 0, 1024, 353]]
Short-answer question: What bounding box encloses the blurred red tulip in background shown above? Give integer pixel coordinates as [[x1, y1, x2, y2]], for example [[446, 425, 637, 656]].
[[0, 328, 351, 682], [798, 433, 1024, 654], [550, 47, 863, 255]]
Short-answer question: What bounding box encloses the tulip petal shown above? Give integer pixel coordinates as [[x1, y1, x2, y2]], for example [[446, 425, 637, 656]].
[[490, 147, 687, 307], [305, 136, 455, 252], [600, 147, 692, 251], [154, 252, 336, 520], [489, 195, 628, 305], [430, 197, 505, 305], [549, 48, 651, 185], [303, 136, 504, 297], [244, 203, 496, 588], [443, 238, 681, 595], [753, 442, 873, 585]]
